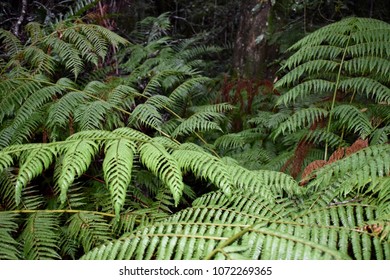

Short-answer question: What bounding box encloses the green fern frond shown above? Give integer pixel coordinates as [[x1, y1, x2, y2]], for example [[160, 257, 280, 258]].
[[22, 46, 56, 75], [276, 79, 335, 106], [57, 140, 99, 203], [0, 29, 22, 56], [12, 78, 69, 129], [168, 77, 211, 112], [74, 100, 113, 130], [255, 170, 301, 197], [214, 133, 246, 150], [172, 112, 223, 138], [112, 127, 151, 142], [20, 212, 61, 259], [139, 141, 183, 206], [370, 126, 390, 145], [0, 212, 20, 259], [273, 108, 328, 139], [67, 212, 112, 253], [173, 147, 234, 198], [129, 103, 163, 130], [44, 36, 84, 77], [103, 139, 136, 217], [303, 129, 346, 148], [0, 77, 43, 124], [339, 77, 390, 103], [331, 104, 372, 138], [343, 57, 390, 82], [276, 60, 339, 88], [15, 145, 57, 205], [47, 91, 85, 131], [61, 27, 99, 65], [82, 190, 389, 260]]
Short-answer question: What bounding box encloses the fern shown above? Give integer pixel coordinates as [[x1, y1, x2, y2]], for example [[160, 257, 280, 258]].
[[1, 14, 389, 260]]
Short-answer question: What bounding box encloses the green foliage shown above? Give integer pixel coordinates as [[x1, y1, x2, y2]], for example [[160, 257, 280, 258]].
[[0, 14, 389, 260], [274, 18, 390, 148]]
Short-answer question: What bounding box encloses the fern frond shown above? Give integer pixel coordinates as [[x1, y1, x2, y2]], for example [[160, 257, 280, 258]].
[[168, 77, 211, 112], [255, 170, 301, 197], [67, 212, 112, 253], [307, 144, 390, 196], [221, 157, 273, 200], [57, 140, 99, 203], [276, 60, 339, 88], [83, 190, 389, 260], [173, 147, 233, 198], [12, 78, 70, 129], [276, 79, 335, 106], [339, 77, 390, 103], [214, 133, 246, 150], [22, 45, 56, 75], [331, 104, 372, 138], [20, 212, 61, 259], [0, 212, 20, 259], [370, 126, 390, 145], [129, 103, 162, 130], [0, 29, 22, 56], [139, 141, 183, 206], [0, 77, 43, 124], [172, 112, 223, 138], [273, 108, 328, 139], [103, 139, 135, 217], [15, 145, 57, 205], [44, 36, 84, 77], [112, 127, 151, 142], [303, 129, 346, 149], [74, 100, 113, 130]]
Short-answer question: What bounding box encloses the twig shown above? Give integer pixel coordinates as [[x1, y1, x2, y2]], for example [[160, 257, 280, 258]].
[[13, 0, 28, 37]]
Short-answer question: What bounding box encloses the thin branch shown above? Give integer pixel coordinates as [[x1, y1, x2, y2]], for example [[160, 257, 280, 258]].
[[13, 0, 28, 37]]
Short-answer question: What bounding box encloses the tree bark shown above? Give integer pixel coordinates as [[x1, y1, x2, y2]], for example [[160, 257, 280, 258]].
[[232, 0, 271, 79]]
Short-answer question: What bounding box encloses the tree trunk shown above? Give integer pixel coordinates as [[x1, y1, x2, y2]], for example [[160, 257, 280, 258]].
[[232, 0, 272, 79]]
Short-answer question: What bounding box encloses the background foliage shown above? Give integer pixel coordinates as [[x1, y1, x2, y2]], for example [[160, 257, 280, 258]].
[[0, 0, 389, 260]]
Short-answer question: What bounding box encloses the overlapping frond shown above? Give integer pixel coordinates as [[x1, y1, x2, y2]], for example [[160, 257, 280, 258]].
[[81, 188, 389, 260]]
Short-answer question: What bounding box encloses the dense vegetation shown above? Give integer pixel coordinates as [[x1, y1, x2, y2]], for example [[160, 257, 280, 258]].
[[0, 1, 389, 260]]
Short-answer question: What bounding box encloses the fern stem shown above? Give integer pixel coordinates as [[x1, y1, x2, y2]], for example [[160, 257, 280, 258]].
[[324, 34, 351, 160], [204, 226, 252, 260], [3, 209, 116, 218]]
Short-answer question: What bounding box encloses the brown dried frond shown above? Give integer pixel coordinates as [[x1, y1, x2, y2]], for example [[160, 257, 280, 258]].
[[328, 147, 346, 163], [346, 138, 368, 156], [299, 160, 327, 185]]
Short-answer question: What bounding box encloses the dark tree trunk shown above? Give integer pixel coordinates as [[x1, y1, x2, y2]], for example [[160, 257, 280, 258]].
[[232, 0, 272, 79]]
